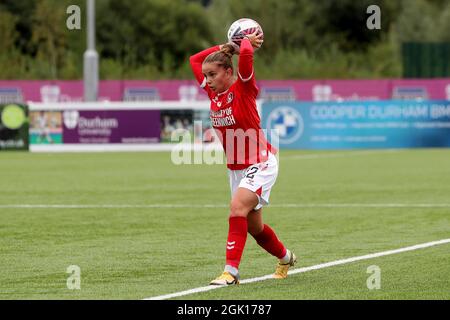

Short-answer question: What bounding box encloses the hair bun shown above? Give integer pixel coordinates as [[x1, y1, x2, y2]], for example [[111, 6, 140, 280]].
[[220, 43, 235, 58]]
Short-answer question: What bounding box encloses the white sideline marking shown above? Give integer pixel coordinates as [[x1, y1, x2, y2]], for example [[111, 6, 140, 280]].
[[1, 203, 450, 209], [143, 238, 450, 300], [282, 149, 402, 160]]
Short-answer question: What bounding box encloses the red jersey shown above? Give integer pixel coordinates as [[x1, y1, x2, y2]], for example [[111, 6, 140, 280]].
[[190, 39, 276, 170]]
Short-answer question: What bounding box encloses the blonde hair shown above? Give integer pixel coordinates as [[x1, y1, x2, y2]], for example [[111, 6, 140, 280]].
[[203, 43, 236, 70]]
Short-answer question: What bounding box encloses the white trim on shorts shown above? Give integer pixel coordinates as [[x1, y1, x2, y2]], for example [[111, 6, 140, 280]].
[[227, 152, 278, 210]]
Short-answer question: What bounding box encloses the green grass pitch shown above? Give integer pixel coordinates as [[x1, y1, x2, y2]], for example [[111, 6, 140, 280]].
[[0, 149, 449, 299]]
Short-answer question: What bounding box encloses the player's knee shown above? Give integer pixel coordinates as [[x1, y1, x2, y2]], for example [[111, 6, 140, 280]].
[[229, 200, 249, 218]]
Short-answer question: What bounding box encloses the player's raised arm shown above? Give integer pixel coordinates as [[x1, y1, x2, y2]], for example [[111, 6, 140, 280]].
[[237, 32, 263, 96], [238, 38, 254, 82]]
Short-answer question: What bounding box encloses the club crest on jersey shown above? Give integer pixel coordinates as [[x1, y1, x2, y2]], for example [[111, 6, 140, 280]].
[[227, 92, 234, 104]]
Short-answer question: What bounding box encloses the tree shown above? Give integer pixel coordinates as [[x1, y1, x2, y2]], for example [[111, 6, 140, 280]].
[[0, 11, 18, 52], [31, 0, 69, 79], [97, 0, 213, 75], [0, 10, 24, 79], [0, 0, 37, 55], [395, 0, 439, 42], [438, 2, 450, 41]]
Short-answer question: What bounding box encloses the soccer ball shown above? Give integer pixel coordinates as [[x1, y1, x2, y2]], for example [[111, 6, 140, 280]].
[[227, 18, 264, 48]]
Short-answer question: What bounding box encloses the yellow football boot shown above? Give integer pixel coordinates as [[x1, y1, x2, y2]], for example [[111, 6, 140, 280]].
[[273, 251, 297, 279], [209, 271, 240, 286]]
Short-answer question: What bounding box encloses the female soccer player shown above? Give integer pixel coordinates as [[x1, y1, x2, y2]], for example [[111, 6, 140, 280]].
[[189, 32, 296, 286]]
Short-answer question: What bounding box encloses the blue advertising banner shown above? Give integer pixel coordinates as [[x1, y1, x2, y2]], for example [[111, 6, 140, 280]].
[[262, 100, 450, 149]]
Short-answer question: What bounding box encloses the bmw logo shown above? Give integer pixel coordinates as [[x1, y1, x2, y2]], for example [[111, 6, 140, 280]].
[[266, 106, 304, 144]]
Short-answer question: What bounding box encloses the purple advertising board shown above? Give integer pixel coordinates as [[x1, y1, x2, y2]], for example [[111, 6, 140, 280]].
[[62, 110, 161, 143]]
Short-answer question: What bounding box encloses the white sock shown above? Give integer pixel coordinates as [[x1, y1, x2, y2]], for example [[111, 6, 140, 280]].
[[224, 265, 239, 277], [279, 249, 291, 264]]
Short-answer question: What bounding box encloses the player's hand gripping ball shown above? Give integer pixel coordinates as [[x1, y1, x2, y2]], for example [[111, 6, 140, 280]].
[[227, 18, 264, 50]]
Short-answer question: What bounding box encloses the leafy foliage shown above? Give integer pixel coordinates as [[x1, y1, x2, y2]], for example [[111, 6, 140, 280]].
[[0, 0, 448, 79]]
